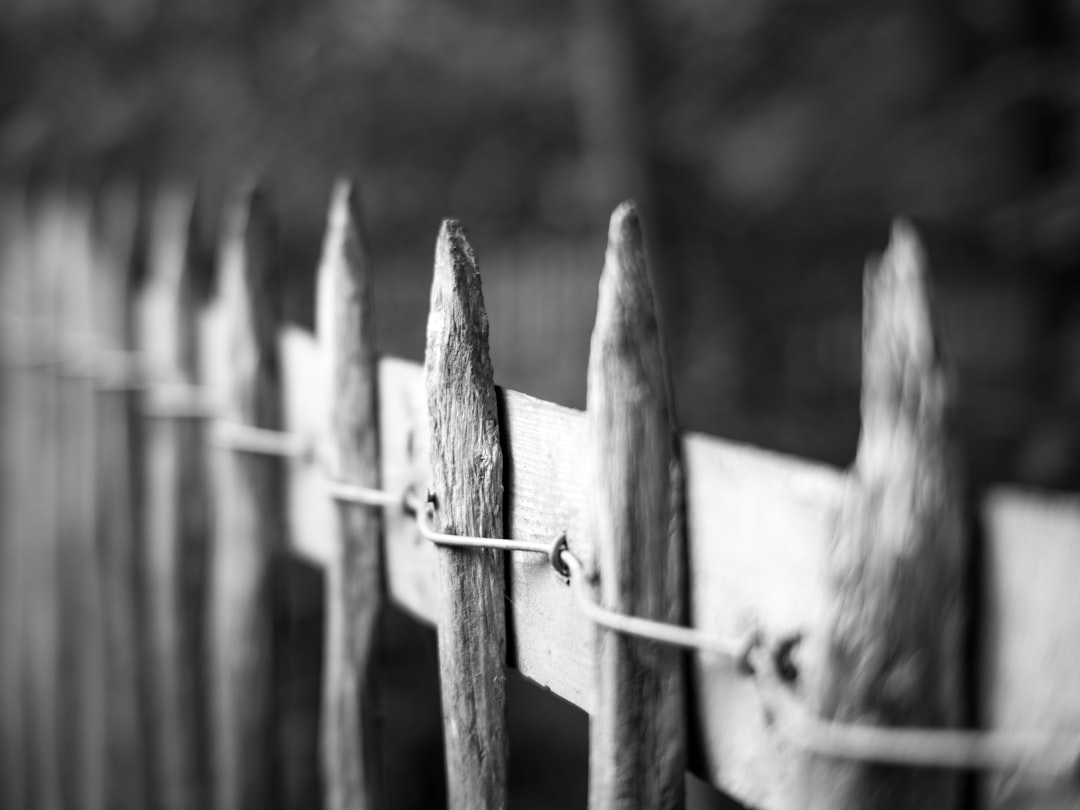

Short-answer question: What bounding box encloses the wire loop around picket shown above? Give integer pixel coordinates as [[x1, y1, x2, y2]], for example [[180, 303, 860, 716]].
[[557, 546, 756, 663], [407, 489, 554, 556]]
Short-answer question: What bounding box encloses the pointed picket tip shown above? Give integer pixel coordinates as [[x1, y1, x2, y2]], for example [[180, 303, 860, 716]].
[[183, 185, 218, 306], [147, 187, 197, 287], [424, 214, 498, 508], [425, 215, 496, 431], [432, 218, 480, 298], [216, 182, 280, 422], [590, 199, 671, 415], [427, 218, 491, 370], [63, 189, 99, 333], [220, 181, 274, 261], [858, 218, 950, 468], [593, 200, 653, 337], [326, 178, 365, 239], [315, 177, 377, 482], [88, 184, 142, 350], [218, 181, 277, 314], [316, 178, 370, 346], [865, 218, 937, 371], [584, 200, 686, 809]]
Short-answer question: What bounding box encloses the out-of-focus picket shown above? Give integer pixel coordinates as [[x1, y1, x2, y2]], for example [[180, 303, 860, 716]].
[[0, 180, 1078, 810]]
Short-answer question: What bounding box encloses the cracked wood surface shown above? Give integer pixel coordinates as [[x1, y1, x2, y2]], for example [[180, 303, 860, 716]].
[[424, 219, 508, 810]]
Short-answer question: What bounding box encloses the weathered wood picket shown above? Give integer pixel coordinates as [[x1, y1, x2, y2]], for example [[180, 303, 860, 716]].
[[0, 179, 1078, 810]]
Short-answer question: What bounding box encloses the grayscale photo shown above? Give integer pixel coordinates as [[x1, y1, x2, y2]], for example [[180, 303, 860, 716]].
[[0, 2, 1078, 809]]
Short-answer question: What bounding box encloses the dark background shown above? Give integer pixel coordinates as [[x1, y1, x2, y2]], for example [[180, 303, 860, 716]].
[[3, 1, 1077, 807], [3, 0, 1079, 486]]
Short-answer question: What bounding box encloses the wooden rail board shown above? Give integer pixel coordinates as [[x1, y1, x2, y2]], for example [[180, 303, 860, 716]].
[[138, 189, 210, 810], [316, 180, 389, 810], [981, 491, 1080, 810]]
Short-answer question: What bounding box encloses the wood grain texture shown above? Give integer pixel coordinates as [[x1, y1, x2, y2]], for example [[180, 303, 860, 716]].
[[208, 184, 286, 810], [812, 222, 967, 808], [584, 201, 686, 809], [316, 180, 388, 810], [424, 219, 508, 810], [90, 185, 151, 810], [981, 491, 1080, 810], [682, 435, 839, 806], [137, 187, 212, 810], [500, 389, 590, 710]]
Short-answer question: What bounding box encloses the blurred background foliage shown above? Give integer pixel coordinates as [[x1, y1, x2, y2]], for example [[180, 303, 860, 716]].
[[2, 2, 1078, 808], [2, 0, 1079, 487]]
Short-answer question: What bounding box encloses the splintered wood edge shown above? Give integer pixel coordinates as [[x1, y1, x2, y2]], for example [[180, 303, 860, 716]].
[[279, 342, 1080, 810]]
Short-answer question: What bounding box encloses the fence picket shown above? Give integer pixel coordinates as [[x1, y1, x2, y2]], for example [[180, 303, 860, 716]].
[[424, 219, 509, 809], [91, 184, 151, 810], [138, 188, 212, 810], [584, 201, 687, 809], [28, 193, 64, 810], [208, 185, 286, 810], [0, 189, 31, 810], [56, 192, 107, 810], [814, 222, 967, 808], [317, 179, 389, 810]]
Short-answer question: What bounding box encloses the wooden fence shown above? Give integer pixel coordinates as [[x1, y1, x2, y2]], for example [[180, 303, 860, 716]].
[[0, 179, 1078, 810]]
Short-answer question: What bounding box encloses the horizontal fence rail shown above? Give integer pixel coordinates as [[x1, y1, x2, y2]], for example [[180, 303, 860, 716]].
[[0, 181, 1078, 810]]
